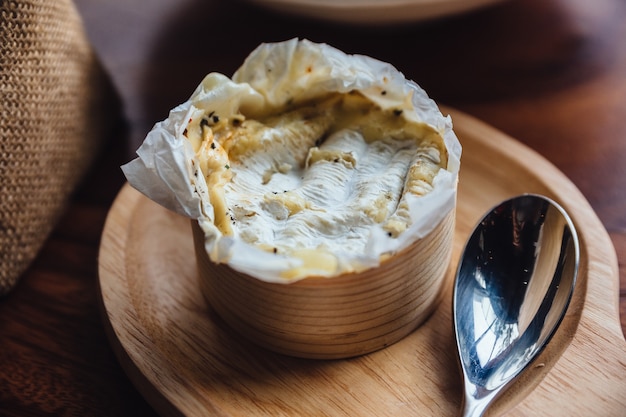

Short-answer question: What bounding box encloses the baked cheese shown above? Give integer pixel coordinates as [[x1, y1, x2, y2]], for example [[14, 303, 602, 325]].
[[122, 39, 461, 282]]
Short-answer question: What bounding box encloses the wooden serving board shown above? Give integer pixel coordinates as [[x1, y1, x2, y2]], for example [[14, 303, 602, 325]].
[[98, 108, 626, 416]]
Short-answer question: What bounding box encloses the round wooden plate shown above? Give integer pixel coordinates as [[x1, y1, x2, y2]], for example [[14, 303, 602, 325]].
[[98, 108, 626, 416]]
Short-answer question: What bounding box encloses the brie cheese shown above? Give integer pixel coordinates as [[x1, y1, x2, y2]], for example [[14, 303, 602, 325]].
[[122, 38, 461, 282]]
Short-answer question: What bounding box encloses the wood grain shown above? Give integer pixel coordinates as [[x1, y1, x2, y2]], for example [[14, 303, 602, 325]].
[[99, 108, 626, 417], [193, 211, 454, 359]]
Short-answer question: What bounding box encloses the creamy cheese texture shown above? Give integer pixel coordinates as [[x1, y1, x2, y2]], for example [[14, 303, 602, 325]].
[[122, 38, 461, 283]]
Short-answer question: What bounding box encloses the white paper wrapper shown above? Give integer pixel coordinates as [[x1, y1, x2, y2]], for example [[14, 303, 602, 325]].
[[122, 38, 461, 283]]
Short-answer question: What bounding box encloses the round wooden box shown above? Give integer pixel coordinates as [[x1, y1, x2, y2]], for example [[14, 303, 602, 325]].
[[192, 209, 456, 360]]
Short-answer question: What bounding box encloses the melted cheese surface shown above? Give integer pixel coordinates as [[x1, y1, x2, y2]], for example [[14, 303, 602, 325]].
[[122, 39, 462, 282], [185, 93, 446, 278]]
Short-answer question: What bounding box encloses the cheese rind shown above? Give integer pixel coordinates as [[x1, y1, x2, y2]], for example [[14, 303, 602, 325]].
[[122, 39, 461, 282]]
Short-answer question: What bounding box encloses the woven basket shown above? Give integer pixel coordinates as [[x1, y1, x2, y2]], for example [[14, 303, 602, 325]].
[[0, 0, 120, 295]]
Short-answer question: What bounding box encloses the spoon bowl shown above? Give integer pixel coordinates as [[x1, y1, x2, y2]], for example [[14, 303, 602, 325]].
[[453, 194, 579, 417]]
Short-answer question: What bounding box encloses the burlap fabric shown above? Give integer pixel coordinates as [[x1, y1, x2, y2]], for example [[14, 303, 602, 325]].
[[1, 0, 119, 295]]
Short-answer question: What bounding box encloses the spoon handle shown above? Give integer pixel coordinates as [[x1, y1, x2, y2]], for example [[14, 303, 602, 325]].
[[461, 388, 498, 417], [461, 398, 490, 417]]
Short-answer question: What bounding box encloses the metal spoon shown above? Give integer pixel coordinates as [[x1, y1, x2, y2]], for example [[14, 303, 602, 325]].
[[453, 194, 579, 417]]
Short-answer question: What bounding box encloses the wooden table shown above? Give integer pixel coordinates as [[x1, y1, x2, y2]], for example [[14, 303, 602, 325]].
[[1, 0, 624, 415]]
